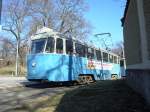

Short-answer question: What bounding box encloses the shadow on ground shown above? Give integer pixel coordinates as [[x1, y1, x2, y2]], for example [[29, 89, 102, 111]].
[[24, 81, 77, 89], [54, 80, 150, 112]]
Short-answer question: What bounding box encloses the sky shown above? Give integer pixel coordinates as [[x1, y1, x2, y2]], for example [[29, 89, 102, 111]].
[[0, 0, 126, 48], [85, 0, 126, 48]]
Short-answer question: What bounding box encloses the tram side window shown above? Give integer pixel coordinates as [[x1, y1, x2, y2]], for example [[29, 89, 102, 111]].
[[117, 57, 119, 64], [103, 52, 108, 62], [84, 46, 88, 58], [87, 47, 94, 59], [96, 50, 101, 61], [66, 40, 73, 55], [109, 54, 113, 63], [114, 56, 117, 63], [75, 43, 85, 57], [120, 60, 124, 67], [56, 38, 63, 54], [45, 37, 54, 53]]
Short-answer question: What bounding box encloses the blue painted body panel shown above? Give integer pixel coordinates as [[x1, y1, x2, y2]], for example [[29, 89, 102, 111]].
[[27, 53, 121, 81]]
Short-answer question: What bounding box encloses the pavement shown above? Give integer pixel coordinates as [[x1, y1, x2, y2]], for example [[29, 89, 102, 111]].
[[0, 76, 37, 89], [0, 77, 76, 112]]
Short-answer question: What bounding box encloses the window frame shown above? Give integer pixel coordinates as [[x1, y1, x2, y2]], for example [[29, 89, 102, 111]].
[[65, 39, 74, 55], [56, 38, 64, 54], [31, 38, 47, 54], [87, 47, 95, 59], [75, 43, 86, 57], [96, 49, 102, 61], [109, 54, 113, 63], [44, 37, 55, 53], [102, 51, 109, 62], [113, 56, 118, 64]]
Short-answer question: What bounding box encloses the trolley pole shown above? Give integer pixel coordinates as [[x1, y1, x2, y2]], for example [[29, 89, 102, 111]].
[[94, 33, 112, 80], [94, 33, 112, 50]]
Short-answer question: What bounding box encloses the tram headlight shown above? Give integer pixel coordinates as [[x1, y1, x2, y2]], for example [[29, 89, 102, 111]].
[[32, 62, 36, 67]]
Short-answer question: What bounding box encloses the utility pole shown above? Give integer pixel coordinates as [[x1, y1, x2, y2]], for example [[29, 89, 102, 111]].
[[15, 41, 19, 76]]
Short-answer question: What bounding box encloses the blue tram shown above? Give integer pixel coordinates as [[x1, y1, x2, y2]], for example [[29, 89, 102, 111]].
[[27, 27, 121, 83]]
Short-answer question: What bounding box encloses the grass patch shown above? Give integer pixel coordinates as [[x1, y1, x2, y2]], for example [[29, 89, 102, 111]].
[[0, 66, 15, 75], [0, 66, 26, 76]]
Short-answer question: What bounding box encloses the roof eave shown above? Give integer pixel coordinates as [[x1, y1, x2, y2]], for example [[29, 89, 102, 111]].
[[121, 0, 130, 26]]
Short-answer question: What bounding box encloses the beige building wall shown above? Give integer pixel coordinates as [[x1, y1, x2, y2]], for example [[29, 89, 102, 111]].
[[123, 0, 142, 66], [123, 0, 150, 105]]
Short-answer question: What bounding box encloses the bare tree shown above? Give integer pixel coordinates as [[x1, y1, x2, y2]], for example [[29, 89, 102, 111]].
[[19, 40, 28, 67], [27, 0, 56, 36], [0, 37, 16, 66], [2, 0, 30, 76], [54, 0, 91, 39], [27, 0, 92, 40], [2, 0, 92, 76], [112, 41, 124, 58]]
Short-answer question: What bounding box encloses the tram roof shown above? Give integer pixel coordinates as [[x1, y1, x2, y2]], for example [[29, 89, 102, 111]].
[[31, 27, 59, 40], [31, 27, 120, 57]]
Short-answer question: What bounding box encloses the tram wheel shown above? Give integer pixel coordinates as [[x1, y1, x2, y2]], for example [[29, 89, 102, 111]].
[[78, 75, 95, 84]]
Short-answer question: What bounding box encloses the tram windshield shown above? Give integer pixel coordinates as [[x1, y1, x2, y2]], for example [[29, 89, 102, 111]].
[[31, 39, 46, 54]]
